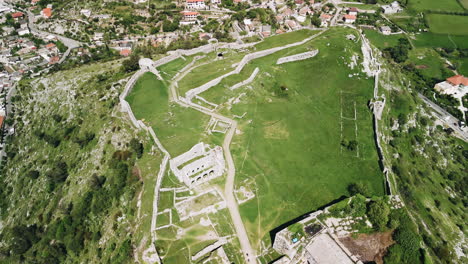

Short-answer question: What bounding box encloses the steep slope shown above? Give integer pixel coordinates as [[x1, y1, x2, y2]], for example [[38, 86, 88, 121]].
[[0, 60, 162, 263]]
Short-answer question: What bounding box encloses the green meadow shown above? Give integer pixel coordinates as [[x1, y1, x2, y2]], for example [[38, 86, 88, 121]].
[[204, 28, 384, 249], [426, 14, 468, 35], [127, 28, 385, 252], [408, 0, 464, 11], [125, 72, 210, 156]]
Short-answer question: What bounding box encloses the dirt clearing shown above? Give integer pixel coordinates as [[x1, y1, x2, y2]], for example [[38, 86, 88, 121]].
[[339, 231, 394, 264]]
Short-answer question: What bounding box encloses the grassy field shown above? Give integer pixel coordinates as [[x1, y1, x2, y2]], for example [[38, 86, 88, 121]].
[[253, 29, 318, 51], [408, 48, 452, 80], [177, 51, 247, 95], [198, 28, 385, 249], [125, 72, 210, 156], [413, 32, 468, 49], [408, 0, 464, 11], [363, 29, 403, 49], [455, 57, 468, 75], [426, 14, 468, 35], [157, 56, 194, 80]]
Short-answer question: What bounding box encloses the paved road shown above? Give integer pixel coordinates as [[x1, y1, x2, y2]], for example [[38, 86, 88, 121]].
[[418, 93, 468, 141]]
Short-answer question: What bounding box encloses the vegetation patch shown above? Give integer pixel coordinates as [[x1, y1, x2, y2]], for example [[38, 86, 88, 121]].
[[426, 14, 468, 35]]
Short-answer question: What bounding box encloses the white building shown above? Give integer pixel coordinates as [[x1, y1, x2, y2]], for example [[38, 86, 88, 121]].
[[170, 142, 226, 188], [211, 0, 221, 4], [382, 1, 403, 14], [343, 14, 356, 23], [181, 11, 199, 21], [434, 75, 468, 98], [186, 0, 206, 9], [380, 26, 391, 35]]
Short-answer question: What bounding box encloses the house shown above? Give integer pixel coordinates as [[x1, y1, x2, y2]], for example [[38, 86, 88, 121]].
[[261, 25, 272, 37], [41, 8, 52, 18], [343, 14, 356, 23], [299, 6, 313, 16], [285, 19, 300, 30], [348, 7, 358, 16], [295, 0, 304, 6], [320, 13, 332, 21], [382, 1, 403, 14], [93, 32, 104, 41], [16, 28, 30, 36], [380, 26, 391, 35], [45, 43, 58, 53], [186, 0, 206, 9], [181, 11, 199, 20], [49, 56, 60, 65], [211, 0, 221, 4], [295, 15, 307, 23], [11, 12, 24, 20], [120, 49, 131, 56], [199, 32, 211, 41], [434, 75, 468, 98]]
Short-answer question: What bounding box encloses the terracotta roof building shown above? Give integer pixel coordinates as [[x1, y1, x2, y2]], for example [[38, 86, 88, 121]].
[[12, 12, 24, 19], [446, 75, 468, 86], [41, 8, 52, 18], [120, 49, 131, 56]]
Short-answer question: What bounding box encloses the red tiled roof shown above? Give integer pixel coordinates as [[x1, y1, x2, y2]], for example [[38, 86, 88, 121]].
[[45, 43, 56, 49], [181, 11, 199, 15], [0, 116, 4, 128], [349, 7, 358, 12], [446, 75, 468, 86], [320, 14, 332, 19], [120, 49, 131, 56], [12, 12, 24, 18], [343, 14, 357, 20], [42, 8, 52, 18], [49, 56, 60, 64]]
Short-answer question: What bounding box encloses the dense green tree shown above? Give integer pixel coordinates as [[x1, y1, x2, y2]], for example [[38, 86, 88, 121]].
[[122, 54, 140, 72], [367, 199, 390, 231], [129, 138, 144, 159]]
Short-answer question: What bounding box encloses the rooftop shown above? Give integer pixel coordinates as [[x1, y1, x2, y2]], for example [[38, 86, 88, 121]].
[[446, 75, 468, 86]]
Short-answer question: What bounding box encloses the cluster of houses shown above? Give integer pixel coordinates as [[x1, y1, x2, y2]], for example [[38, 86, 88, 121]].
[[0, 3, 66, 142]]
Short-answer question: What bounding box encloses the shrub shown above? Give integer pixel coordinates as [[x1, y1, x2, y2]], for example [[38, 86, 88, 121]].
[[129, 138, 144, 159], [367, 199, 390, 231]]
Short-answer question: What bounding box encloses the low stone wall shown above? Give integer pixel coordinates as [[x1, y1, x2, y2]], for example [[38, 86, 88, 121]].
[[230, 67, 259, 90], [185, 29, 327, 100], [276, 50, 319, 65]]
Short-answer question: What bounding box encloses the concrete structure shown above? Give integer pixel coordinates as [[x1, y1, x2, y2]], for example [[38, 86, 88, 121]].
[[273, 208, 362, 264], [380, 26, 391, 35], [382, 1, 403, 14], [186, 0, 206, 9], [169, 142, 226, 187]]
